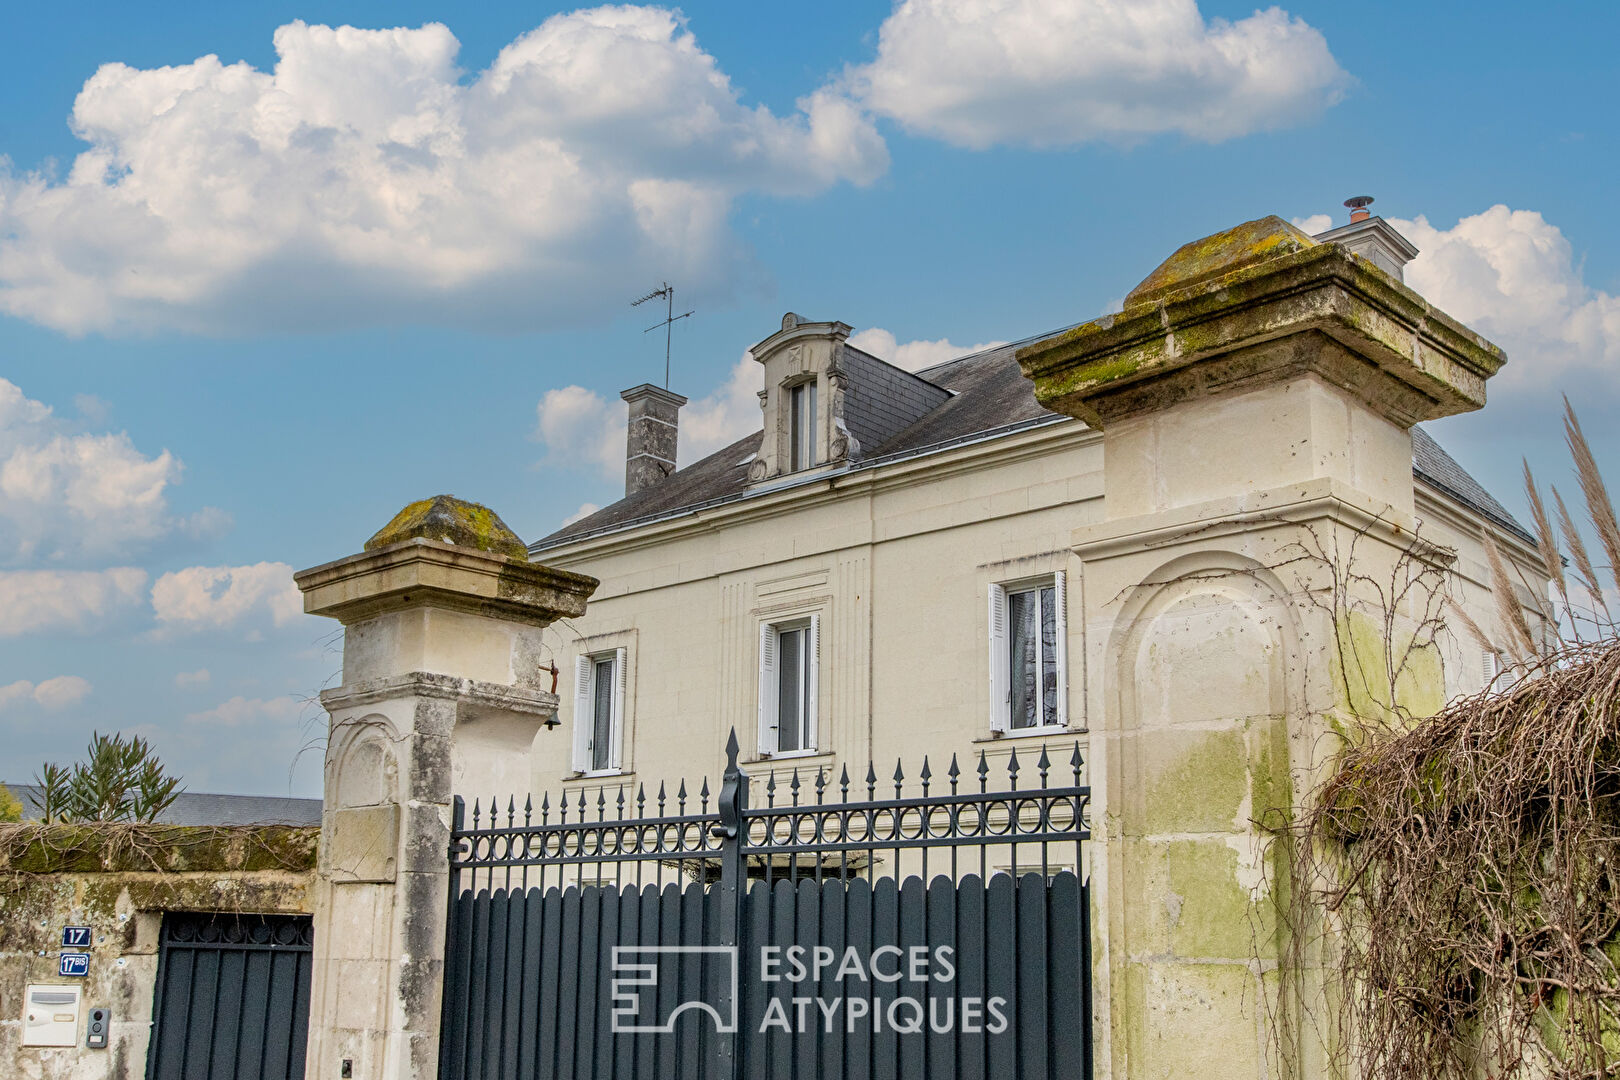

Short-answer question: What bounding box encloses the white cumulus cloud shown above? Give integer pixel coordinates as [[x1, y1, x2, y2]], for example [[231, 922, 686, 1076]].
[[847, 327, 1006, 373], [680, 352, 765, 464], [1292, 213, 1333, 236], [1386, 206, 1620, 388], [0, 675, 93, 711], [0, 567, 148, 636], [0, 378, 224, 564], [0, 10, 886, 335], [534, 386, 625, 479], [844, 0, 1349, 150], [150, 562, 303, 632], [560, 502, 601, 527], [185, 694, 304, 727]]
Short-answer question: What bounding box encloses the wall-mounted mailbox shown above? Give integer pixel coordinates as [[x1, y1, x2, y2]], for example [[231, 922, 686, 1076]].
[[22, 984, 82, 1047], [87, 1006, 109, 1049]]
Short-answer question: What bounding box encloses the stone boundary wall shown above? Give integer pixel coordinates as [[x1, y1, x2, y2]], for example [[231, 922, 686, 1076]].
[[0, 823, 318, 1080]]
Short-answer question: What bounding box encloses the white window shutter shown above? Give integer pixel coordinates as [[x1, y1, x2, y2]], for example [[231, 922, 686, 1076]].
[[758, 623, 778, 756], [572, 655, 593, 772], [1481, 649, 1497, 691], [1053, 570, 1069, 728], [806, 613, 821, 750], [610, 647, 628, 769], [988, 584, 1009, 732]]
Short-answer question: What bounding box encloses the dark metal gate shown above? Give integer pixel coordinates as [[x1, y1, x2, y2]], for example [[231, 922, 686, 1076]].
[[147, 911, 314, 1080], [439, 732, 1091, 1080]]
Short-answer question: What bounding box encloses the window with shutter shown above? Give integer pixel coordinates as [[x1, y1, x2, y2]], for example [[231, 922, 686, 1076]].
[[988, 584, 1009, 732], [758, 616, 820, 757], [758, 623, 778, 755], [990, 574, 1070, 735], [572, 655, 593, 772], [574, 650, 626, 775]]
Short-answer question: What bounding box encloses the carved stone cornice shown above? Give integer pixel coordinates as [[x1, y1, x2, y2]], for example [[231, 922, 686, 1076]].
[[1017, 217, 1505, 430]]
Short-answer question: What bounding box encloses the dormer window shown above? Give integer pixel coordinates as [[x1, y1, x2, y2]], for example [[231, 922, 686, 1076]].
[[789, 380, 817, 471], [746, 314, 946, 486]]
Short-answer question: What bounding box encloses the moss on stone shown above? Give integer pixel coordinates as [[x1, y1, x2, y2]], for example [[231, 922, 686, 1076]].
[[1145, 729, 1250, 834], [1167, 840, 1265, 958], [1332, 611, 1446, 725], [0, 823, 318, 875], [1125, 216, 1319, 308], [365, 494, 528, 559]]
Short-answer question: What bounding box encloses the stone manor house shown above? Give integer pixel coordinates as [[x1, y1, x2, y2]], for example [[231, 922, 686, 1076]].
[[529, 207, 1539, 796], [292, 206, 1548, 1080], [5, 206, 1552, 1080]]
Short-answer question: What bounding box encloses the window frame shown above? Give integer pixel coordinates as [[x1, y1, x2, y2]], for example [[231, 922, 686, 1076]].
[[788, 379, 818, 472], [757, 614, 820, 758], [988, 571, 1069, 737], [572, 647, 626, 775]]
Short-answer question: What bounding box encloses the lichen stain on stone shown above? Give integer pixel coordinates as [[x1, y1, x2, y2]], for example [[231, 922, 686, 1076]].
[[1332, 610, 1446, 724], [365, 494, 529, 560], [1144, 729, 1249, 834], [1166, 841, 1262, 958], [1124, 216, 1319, 309]]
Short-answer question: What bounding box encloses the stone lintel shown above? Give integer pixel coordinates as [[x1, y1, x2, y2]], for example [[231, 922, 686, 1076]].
[[1017, 236, 1505, 431], [295, 537, 598, 628], [319, 670, 560, 717]]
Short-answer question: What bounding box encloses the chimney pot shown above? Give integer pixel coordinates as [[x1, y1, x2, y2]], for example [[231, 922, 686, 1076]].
[[620, 383, 687, 497], [1311, 196, 1418, 283]]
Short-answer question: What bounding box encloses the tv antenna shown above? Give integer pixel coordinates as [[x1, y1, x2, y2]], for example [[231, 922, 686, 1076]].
[[631, 282, 693, 389]]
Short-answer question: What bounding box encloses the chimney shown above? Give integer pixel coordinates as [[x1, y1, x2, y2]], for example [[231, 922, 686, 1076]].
[[1309, 194, 1419, 282], [620, 383, 687, 497]]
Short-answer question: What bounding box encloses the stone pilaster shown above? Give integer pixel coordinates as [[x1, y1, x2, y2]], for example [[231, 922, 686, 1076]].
[[1018, 217, 1504, 1080], [294, 496, 597, 1080]]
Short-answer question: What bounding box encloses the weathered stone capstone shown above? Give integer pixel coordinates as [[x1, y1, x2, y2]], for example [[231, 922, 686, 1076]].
[[1017, 215, 1506, 432], [364, 494, 527, 560], [296, 496, 597, 1080], [1123, 215, 1319, 308]]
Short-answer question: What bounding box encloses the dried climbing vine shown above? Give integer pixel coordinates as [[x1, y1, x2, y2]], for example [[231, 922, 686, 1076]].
[[1280, 403, 1620, 1080], [1291, 640, 1620, 1080]]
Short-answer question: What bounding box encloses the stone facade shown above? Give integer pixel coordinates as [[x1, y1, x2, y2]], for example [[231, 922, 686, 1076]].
[[515, 216, 1550, 1078], [279, 215, 1550, 1079]]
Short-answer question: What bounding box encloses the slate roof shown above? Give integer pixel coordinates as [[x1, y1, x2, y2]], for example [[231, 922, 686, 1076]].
[[535, 341, 1528, 550], [1411, 426, 1532, 542], [4, 784, 322, 826]]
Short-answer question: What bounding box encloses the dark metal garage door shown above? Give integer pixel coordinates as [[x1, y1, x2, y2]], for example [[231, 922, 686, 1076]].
[[147, 911, 314, 1080]]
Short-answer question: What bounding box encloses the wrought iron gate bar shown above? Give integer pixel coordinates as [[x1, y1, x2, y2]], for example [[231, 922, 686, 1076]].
[[439, 729, 1093, 1080], [449, 741, 1089, 876]]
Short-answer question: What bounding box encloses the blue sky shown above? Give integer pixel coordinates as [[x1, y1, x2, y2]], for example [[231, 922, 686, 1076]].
[[2, 0, 1617, 796]]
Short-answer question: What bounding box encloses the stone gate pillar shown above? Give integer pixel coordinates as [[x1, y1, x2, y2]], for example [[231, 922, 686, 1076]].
[[1018, 218, 1505, 1080], [294, 496, 597, 1080]]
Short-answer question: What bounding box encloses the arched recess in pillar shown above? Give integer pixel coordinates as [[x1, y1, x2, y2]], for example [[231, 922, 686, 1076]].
[[1100, 549, 1306, 1080], [1108, 549, 1303, 737], [326, 712, 401, 810]]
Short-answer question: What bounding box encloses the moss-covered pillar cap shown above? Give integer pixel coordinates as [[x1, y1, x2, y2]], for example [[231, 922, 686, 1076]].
[[294, 494, 598, 627], [1016, 215, 1506, 430]]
